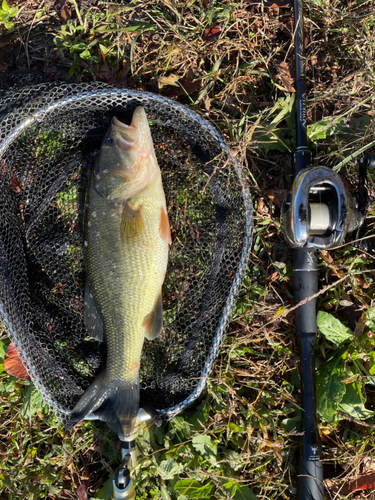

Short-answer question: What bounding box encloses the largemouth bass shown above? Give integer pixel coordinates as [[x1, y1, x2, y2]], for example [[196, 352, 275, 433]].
[[66, 107, 170, 440]]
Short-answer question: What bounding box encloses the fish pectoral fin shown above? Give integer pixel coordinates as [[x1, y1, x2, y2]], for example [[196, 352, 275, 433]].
[[121, 202, 144, 240], [84, 281, 105, 342], [159, 206, 172, 244], [142, 292, 163, 340]]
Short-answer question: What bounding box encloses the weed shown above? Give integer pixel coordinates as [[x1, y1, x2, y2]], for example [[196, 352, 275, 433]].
[[0, 0, 18, 30], [316, 309, 375, 423], [53, 8, 155, 78]]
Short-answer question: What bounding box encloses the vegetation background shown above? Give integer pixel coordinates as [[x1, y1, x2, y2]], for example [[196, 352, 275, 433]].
[[1, 0, 375, 498]]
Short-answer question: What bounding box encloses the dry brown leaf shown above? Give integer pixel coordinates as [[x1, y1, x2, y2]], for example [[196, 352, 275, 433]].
[[268, 272, 279, 283], [95, 61, 129, 87], [354, 313, 367, 337], [327, 472, 375, 495], [204, 95, 211, 111], [158, 74, 180, 87], [266, 189, 287, 208], [76, 481, 89, 500], [4, 342, 30, 381], [161, 77, 201, 98], [273, 60, 295, 92], [311, 55, 318, 66], [320, 250, 335, 266], [204, 25, 222, 42], [257, 198, 269, 215], [54, 0, 72, 22], [320, 250, 343, 278]]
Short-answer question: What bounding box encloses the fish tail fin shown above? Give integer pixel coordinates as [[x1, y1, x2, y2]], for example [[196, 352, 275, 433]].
[[97, 378, 140, 441], [65, 371, 140, 441]]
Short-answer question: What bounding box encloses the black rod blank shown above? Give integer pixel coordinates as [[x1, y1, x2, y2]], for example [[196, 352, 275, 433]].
[[294, 0, 311, 174], [293, 249, 323, 499], [292, 0, 324, 498]]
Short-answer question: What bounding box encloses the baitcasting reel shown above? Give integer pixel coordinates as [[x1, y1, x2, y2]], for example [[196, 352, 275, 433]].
[[282, 154, 375, 250]]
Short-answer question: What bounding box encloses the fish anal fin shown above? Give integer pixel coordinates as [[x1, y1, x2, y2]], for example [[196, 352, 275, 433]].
[[84, 281, 105, 342], [142, 292, 163, 340], [160, 207, 172, 244], [121, 203, 144, 240], [65, 370, 108, 431]]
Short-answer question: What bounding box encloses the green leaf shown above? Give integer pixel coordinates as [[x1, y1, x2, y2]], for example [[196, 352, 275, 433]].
[[365, 306, 375, 332], [4, 22, 14, 29], [280, 416, 301, 434], [80, 49, 92, 61], [0, 376, 17, 394], [223, 481, 258, 500], [70, 42, 88, 52], [95, 475, 114, 499], [189, 399, 210, 428], [1, 0, 9, 12], [338, 381, 375, 420], [317, 311, 353, 346], [21, 383, 49, 418], [157, 459, 183, 480], [174, 479, 214, 499], [316, 349, 347, 422], [99, 44, 109, 55], [8, 6, 17, 16], [192, 434, 217, 462], [0, 340, 6, 363], [225, 449, 244, 471], [161, 482, 172, 500], [268, 94, 295, 127], [308, 116, 343, 141], [167, 416, 192, 441]]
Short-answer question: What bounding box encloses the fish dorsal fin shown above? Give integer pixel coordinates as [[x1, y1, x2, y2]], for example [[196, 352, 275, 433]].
[[121, 202, 144, 240], [142, 292, 163, 340], [84, 281, 105, 342], [160, 206, 172, 244]]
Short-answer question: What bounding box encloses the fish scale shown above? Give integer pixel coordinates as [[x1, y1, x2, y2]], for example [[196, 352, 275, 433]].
[[86, 188, 164, 380]]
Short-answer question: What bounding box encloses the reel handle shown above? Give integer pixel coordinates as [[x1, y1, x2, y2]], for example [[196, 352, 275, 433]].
[[298, 459, 324, 500]]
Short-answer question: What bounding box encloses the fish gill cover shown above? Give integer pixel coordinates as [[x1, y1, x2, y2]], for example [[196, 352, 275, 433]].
[[0, 81, 253, 426]]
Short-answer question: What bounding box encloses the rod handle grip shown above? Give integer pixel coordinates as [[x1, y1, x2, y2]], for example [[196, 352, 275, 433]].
[[298, 459, 324, 500]]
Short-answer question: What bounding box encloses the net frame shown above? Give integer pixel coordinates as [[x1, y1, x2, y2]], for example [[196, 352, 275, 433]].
[[0, 82, 253, 425]]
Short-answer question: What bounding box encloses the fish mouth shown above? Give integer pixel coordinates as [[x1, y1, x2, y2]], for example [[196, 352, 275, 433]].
[[112, 116, 139, 150]]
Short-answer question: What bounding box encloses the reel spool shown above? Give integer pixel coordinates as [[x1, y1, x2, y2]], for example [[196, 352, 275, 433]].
[[282, 165, 370, 250]]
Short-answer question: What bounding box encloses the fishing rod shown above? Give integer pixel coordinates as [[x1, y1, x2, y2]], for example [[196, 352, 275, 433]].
[[282, 0, 374, 498]]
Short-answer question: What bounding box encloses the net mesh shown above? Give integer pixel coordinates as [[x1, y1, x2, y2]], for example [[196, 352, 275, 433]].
[[0, 82, 253, 425]]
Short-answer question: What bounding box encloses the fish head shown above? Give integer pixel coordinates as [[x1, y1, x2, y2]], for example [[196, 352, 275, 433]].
[[94, 107, 159, 201]]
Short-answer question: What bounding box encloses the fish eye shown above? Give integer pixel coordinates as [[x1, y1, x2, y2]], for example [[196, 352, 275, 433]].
[[104, 137, 114, 146]]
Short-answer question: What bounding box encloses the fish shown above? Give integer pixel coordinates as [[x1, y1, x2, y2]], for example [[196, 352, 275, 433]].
[[66, 107, 171, 441]]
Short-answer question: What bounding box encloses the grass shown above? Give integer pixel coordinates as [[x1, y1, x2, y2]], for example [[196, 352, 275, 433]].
[[1, 0, 375, 498]]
